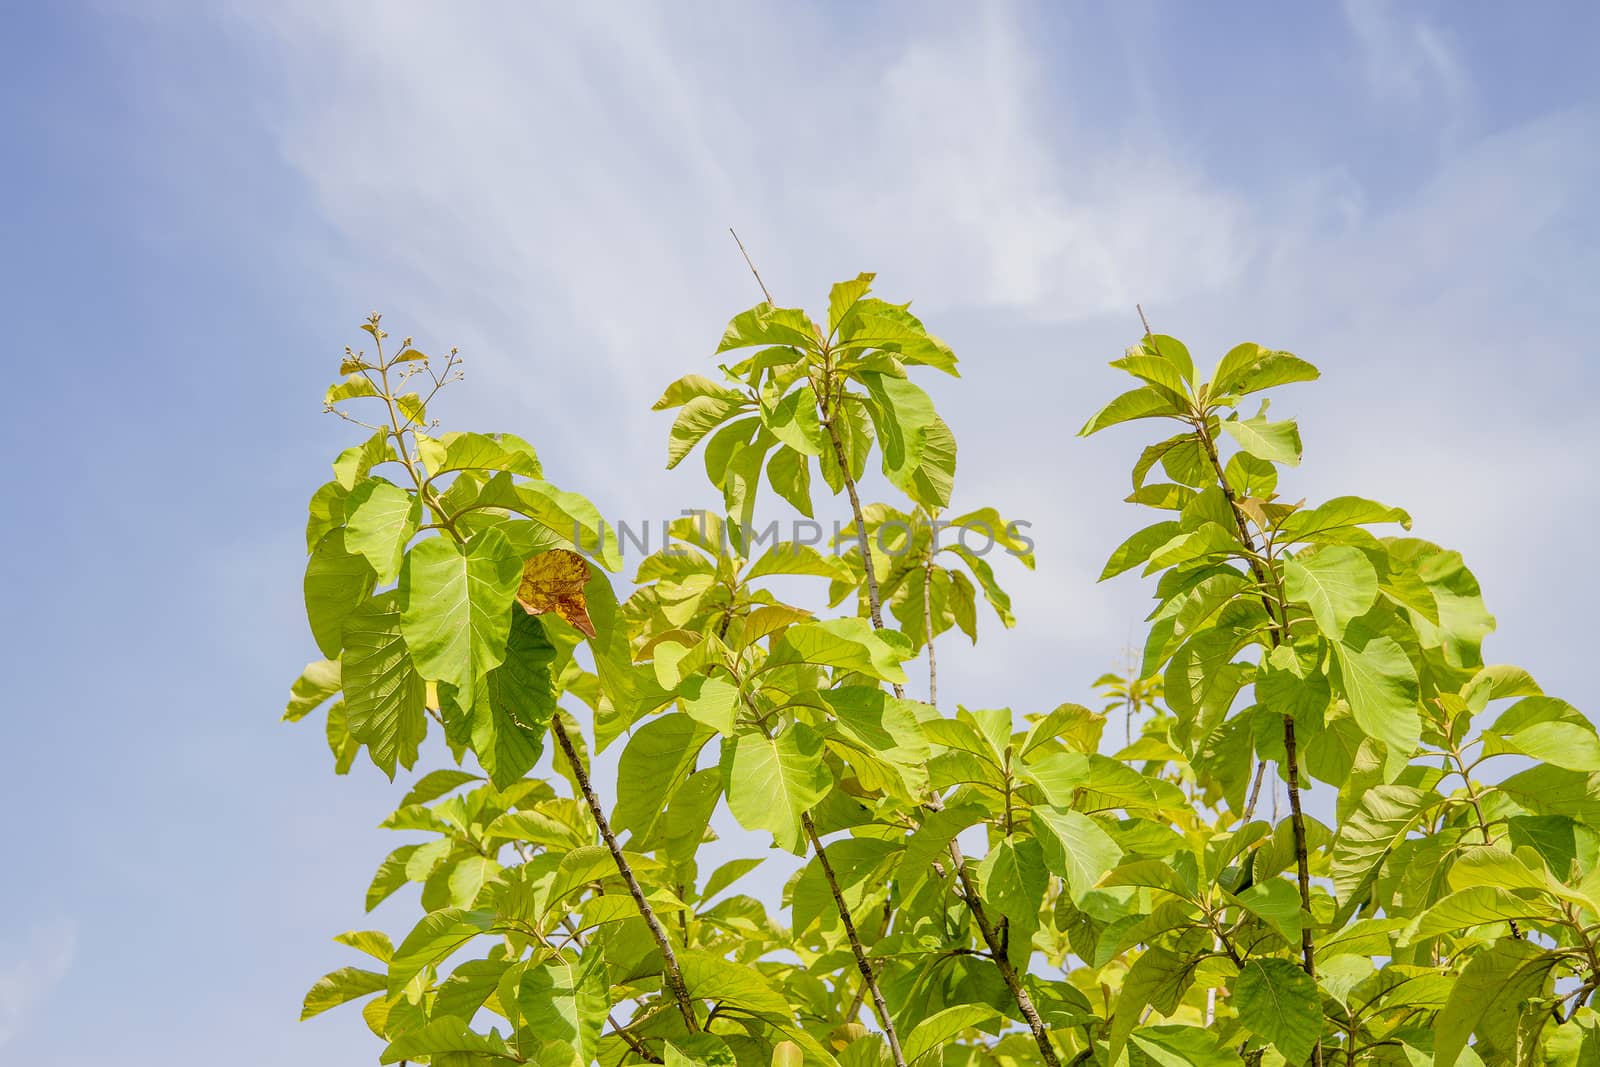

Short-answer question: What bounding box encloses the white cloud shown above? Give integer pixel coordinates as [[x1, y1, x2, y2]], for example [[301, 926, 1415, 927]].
[[1342, 0, 1470, 115], [0, 920, 77, 1049]]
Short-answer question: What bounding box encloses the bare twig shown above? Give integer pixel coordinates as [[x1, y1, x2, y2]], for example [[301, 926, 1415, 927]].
[[728, 228, 774, 305]]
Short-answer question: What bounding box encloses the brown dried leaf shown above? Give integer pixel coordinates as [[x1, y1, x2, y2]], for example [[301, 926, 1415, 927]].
[[516, 549, 596, 638]]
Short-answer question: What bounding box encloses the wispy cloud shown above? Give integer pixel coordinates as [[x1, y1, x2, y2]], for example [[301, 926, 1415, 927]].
[[0, 919, 76, 1049], [1342, 0, 1470, 115]]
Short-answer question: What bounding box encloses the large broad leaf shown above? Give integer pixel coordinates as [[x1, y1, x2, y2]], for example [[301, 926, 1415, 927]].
[[1080, 386, 1183, 435], [653, 374, 745, 411], [614, 715, 715, 847], [1031, 807, 1122, 903], [1220, 417, 1301, 466], [344, 479, 423, 584], [724, 723, 832, 854], [1101, 521, 1183, 581], [1333, 627, 1420, 771], [908, 413, 957, 508], [304, 528, 377, 658], [667, 395, 748, 469], [902, 1004, 1001, 1064], [469, 611, 559, 789], [415, 430, 542, 480], [1407, 885, 1562, 941], [379, 1017, 512, 1064], [473, 472, 622, 572], [1208, 344, 1319, 399], [301, 966, 385, 1020], [1233, 958, 1320, 1063], [386, 908, 498, 995], [1108, 947, 1202, 1062], [768, 618, 908, 683], [516, 948, 610, 1067], [341, 591, 427, 779], [399, 527, 522, 710], [1128, 1025, 1244, 1066], [859, 371, 937, 497], [1330, 784, 1435, 909], [284, 658, 342, 722], [1435, 938, 1561, 1067], [1282, 546, 1378, 638], [677, 950, 792, 1020]]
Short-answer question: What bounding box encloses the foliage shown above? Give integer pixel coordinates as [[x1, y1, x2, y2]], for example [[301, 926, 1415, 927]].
[[286, 296, 1600, 1067]]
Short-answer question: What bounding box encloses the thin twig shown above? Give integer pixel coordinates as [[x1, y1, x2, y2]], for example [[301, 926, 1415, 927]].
[[728, 228, 774, 305]]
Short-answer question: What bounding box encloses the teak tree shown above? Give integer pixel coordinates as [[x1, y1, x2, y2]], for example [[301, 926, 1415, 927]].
[[287, 288, 1600, 1067]]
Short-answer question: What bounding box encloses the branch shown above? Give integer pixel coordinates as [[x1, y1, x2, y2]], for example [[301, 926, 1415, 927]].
[[1149, 306, 1321, 1067], [802, 813, 909, 1067], [550, 717, 700, 1033]]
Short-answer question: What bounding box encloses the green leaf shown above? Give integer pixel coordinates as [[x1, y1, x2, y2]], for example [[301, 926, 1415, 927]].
[[1110, 353, 1190, 397], [716, 303, 821, 355], [1435, 938, 1561, 1067], [306, 479, 348, 553], [1276, 496, 1412, 545], [1333, 627, 1420, 770], [341, 592, 427, 779], [908, 414, 957, 508], [902, 1004, 1001, 1064], [1233, 958, 1320, 1063], [379, 1017, 512, 1064], [766, 447, 814, 517], [677, 950, 792, 1020], [386, 908, 497, 995], [344, 480, 423, 585], [668, 395, 748, 469], [614, 715, 715, 846], [1235, 878, 1304, 943], [1080, 386, 1183, 435], [769, 618, 908, 684], [1219, 417, 1302, 466], [763, 384, 827, 457], [366, 845, 419, 912], [516, 948, 610, 1066], [725, 723, 832, 854], [1031, 807, 1123, 903], [1109, 947, 1201, 1063], [415, 430, 543, 479], [473, 472, 622, 572], [304, 529, 377, 659], [828, 273, 876, 335], [1209, 344, 1319, 399], [284, 658, 342, 722], [1128, 1025, 1244, 1067], [399, 527, 522, 710], [332, 429, 395, 490], [1282, 546, 1378, 637], [400, 769, 481, 808], [1101, 521, 1182, 581], [978, 839, 1049, 928], [1407, 885, 1561, 941], [1330, 784, 1434, 908], [653, 374, 745, 411], [301, 966, 385, 1020], [859, 371, 937, 497], [470, 610, 559, 789]]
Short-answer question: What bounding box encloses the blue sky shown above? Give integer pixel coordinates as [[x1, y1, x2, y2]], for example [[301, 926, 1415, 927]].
[[2, 3, 1596, 1062]]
